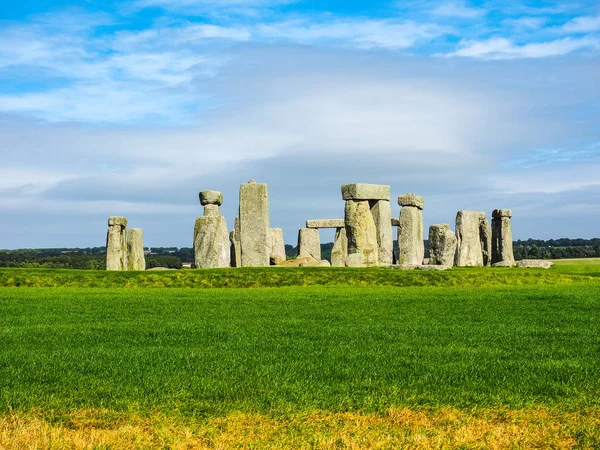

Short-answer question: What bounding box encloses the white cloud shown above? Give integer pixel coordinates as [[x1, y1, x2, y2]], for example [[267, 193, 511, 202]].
[[502, 17, 547, 30], [561, 15, 600, 33], [446, 36, 599, 59], [431, 1, 486, 18]]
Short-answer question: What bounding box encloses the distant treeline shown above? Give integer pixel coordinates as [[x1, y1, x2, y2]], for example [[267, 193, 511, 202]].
[[1, 238, 599, 269]]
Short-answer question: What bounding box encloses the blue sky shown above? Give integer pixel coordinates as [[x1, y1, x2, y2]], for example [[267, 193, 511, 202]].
[[0, 0, 599, 248]]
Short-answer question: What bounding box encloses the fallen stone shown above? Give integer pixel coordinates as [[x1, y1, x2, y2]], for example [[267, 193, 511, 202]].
[[147, 267, 176, 271], [397, 205, 424, 265], [417, 265, 451, 271], [516, 259, 553, 269], [371, 199, 393, 266], [390, 264, 418, 270], [276, 256, 316, 267], [492, 261, 516, 267], [306, 219, 345, 229], [194, 216, 230, 268], [269, 228, 286, 265], [345, 200, 379, 267], [239, 181, 270, 267], [199, 190, 223, 206], [398, 193, 424, 210], [331, 227, 347, 267], [428, 224, 457, 266], [341, 183, 390, 201], [126, 228, 146, 271], [299, 259, 331, 267], [298, 228, 321, 260]]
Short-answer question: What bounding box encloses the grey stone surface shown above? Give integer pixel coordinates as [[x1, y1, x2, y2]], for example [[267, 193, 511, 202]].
[[428, 224, 457, 266], [229, 216, 241, 268], [204, 204, 220, 217], [397, 205, 424, 265], [492, 209, 515, 265], [417, 264, 451, 271], [331, 227, 347, 267], [306, 219, 345, 229], [106, 217, 127, 271], [269, 228, 286, 265], [126, 228, 146, 271], [345, 200, 379, 267], [239, 181, 270, 267], [455, 211, 485, 267], [390, 264, 418, 270], [341, 183, 390, 201], [391, 218, 400, 227], [492, 261, 516, 267], [371, 199, 393, 265], [398, 193, 424, 210], [479, 215, 492, 267], [199, 190, 223, 206], [298, 228, 321, 260], [277, 256, 316, 267], [299, 259, 331, 267], [108, 216, 128, 227], [516, 259, 553, 269], [194, 215, 230, 268]]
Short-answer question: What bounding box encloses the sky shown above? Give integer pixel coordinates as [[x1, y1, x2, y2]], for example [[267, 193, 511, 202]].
[[0, 0, 599, 248]]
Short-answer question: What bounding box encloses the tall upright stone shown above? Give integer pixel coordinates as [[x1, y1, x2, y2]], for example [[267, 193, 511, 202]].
[[239, 180, 270, 267], [194, 190, 230, 268], [455, 211, 485, 267], [331, 227, 348, 267], [479, 215, 492, 267], [126, 228, 146, 271], [297, 228, 321, 260], [397, 194, 424, 266], [270, 228, 286, 265], [106, 216, 127, 271], [492, 209, 514, 265], [428, 224, 456, 266], [342, 183, 389, 267], [230, 216, 241, 268]]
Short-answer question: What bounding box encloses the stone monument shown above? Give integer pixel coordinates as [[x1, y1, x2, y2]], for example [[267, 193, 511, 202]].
[[492, 209, 514, 265], [106, 216, 128, 271], [397, 194, 424, 266], [193, 190, 230, 268]]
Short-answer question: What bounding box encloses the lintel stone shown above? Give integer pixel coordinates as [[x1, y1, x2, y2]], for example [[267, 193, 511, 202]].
[[492, 209, 512, 219], [200, 190, 223, 206], [108, 216, 128, 227], [306, 219, 345, 229], [341, 183, 390, 201], [398, 194, 424, 210]]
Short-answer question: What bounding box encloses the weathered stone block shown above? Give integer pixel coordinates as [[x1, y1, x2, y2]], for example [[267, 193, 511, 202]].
[[108, 216, 128, 227], [194, 215, 230, 268], [492, 209, 512, 219], [428, 224, 457, 266], [398, 193, 424, 210], [331, 227, 347, 267], [455, 211, 484, 267], [398, 206, 424, 265], [239, 181, 270, 267], [126, 228, 146, 271], [306, 219, 345, 229], [516, 259, 553, 269], [106, 217, 127, 271], [371, 200, 393, 265], [199, 190, 223, 206], [204, 204, 220, 217], [341, 184, 390, 201], [270, 228, 286, 265], [479, 216, 492, 267], [492, 209, 514, 265], [345, 200, 379, 267], [298, 228, 321, 260]]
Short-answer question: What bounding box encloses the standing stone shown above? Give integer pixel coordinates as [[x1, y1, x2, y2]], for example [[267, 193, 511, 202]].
[[479, 215, 492, 267], [194, 191, 230, 268], [428, 224, 457, 266], [397, 194, 424, 266], [298, 228, 321, 260], [492, 209, 514, 265], [345, 200, 379, 267], [106, 216, 127, 271], [455, 211, 485, 267], [230, 216, 241, 268], [270, 228, 286, 265], [126, 228, 146, 271], [331, 227, 348, 267], [239, 180, 270, 267], [370, 200, 393, 265]]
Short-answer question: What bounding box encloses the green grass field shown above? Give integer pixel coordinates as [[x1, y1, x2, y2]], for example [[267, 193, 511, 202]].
[[0, 261, 599, 448]]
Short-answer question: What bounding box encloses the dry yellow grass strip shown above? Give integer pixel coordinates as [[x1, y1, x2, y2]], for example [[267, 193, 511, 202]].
[[1, 407, 598, 449]]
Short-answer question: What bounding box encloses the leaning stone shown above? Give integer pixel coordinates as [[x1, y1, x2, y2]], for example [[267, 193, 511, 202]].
[[269, 228, 286, 265], [397, 206, 424, 265], [345, 200, 379, 267], [492, 261, 516, 267], [398, 194, 424, 210], [341, 184, 390, 201], [516, 259, 553, 269], [306, 219, 345, 229], [297, 228, 321, 260], [194, 216, 230, 268], [492, 209, 514, 265], [371, 200, 393, 266], [428, 224, 457, 266], [239, 181, 270, 267], [455, 211, 484, 267], [108, 216, 128, 227], [199, 190, 223, 206], [299, 259, 331, 267], [126, 228, 146, 271], [331, 227, 347, 267]]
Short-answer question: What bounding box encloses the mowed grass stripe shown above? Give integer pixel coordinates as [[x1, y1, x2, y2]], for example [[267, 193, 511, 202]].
[[1, 284, 598, 415]]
